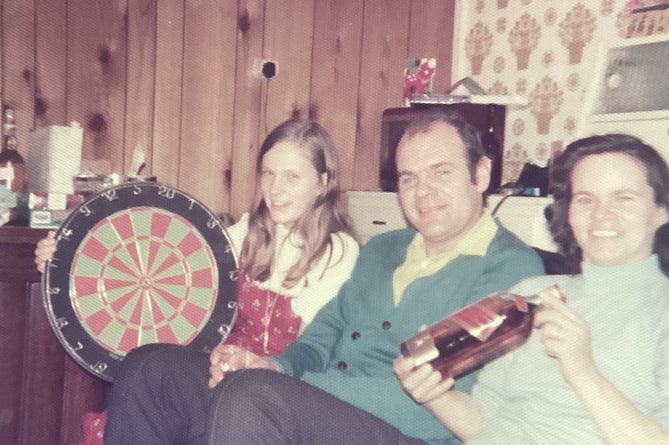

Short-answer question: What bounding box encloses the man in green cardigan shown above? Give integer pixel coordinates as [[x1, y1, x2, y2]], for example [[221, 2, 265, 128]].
[[204, 110, 545, 445]]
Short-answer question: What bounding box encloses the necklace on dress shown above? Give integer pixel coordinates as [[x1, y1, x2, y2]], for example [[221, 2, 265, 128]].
[[261, 290, 279, 354]]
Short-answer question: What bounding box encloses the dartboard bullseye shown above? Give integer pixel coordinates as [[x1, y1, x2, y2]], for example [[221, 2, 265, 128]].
[[42, 182, 238, 382]]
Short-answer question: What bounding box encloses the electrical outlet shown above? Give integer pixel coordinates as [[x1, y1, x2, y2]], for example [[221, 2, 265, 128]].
[[251, 58, 278, 79]]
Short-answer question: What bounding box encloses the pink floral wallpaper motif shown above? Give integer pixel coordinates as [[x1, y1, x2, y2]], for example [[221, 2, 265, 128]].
[[456, 0, 669, 183], [509, 13, 541, 70]]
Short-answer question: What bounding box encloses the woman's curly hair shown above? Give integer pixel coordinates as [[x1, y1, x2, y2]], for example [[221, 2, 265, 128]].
[[548, 133, 669, 272]]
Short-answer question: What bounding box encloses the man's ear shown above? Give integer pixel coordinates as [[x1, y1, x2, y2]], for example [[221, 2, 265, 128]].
[[475, 156, 492, 193]]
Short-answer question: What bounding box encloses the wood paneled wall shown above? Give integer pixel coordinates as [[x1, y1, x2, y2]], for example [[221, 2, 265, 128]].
[[0, 0, 455, 217]]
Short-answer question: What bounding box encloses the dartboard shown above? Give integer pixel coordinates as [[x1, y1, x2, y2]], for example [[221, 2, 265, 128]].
[[42, 182, 238, 382]]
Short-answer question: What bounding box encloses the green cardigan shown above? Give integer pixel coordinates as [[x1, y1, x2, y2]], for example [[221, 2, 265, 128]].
[[274, 223, 544, 445]]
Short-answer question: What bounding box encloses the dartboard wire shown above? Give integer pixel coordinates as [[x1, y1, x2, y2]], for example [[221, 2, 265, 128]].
[[143, 210, 197, 281], [145, 209, 177, 275], [76, 227, 213, 348], [103, 207, 163, 280], [104, 225, 208, 348], [106, 245, 178, 347], [103, 210, 169, 327], [141, 240, 178, 282], [151, 223, 220, 341], [145, 237, 164, 278], [121, 210, 150, 279], [77, 215, 143, 291], [72, 228, 161, 348], [139, 278, 154, 347], [73, 239, 141, 353], [131, 208, 174, 282]]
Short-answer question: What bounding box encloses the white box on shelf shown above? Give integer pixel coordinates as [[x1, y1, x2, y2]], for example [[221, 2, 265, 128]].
[[27, 123, 83, 194], [29, 208, 73, 229]]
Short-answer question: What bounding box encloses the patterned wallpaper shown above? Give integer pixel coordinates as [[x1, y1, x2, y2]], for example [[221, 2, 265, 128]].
[[453, 0, 669, 183]]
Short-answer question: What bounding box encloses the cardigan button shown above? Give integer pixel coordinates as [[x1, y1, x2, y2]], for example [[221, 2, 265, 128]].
[[337, 361, 347, 370], [382, 321, 391, 330], [351, 331, 361, 340]]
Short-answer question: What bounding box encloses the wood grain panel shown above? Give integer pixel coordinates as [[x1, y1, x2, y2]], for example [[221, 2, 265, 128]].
[[3, 0, 456, 213], [16, 284, 66, 445], [0, 228, 108, 445], [212, 1, 241, 215], [229, 0, 265, 219], [0, 282, 25, 443], [262, 0, 314, 129], [125, 0, 157, 176], [34, 0, 67, 127], [179, 0, 238, 213], [408, 0, 456, 93], [59, 344, 107, 445], [2, 0, 35, 154], [66, 0, 128, 173], [310, 0, 364, 191], [152, 0, 185, 187], [353, 0, 411, 191]]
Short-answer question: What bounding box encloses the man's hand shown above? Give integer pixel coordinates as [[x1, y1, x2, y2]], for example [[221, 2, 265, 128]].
[[394, 353, 484, 441], [393, 354, 454, 406], [208, 344, 280, 388]]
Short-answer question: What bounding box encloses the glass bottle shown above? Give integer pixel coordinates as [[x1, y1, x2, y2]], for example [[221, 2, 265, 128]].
[[0, 107, 27, 193], [401, 285, 563, 379]]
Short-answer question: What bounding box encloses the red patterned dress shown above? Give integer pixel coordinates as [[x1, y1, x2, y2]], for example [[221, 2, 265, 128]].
[[224, 274, 303, 355]]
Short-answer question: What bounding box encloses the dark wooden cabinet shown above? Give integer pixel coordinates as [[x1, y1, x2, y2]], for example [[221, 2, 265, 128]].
[[0, 227, 108, 445]]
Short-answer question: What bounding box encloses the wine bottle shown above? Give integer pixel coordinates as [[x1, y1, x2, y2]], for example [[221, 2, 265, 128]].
[[0, 106, 26, 193], [401, 285, 564, 379]]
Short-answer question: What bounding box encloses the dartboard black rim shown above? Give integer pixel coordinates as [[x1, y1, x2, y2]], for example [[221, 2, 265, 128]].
[[42, 182, 238, 382]]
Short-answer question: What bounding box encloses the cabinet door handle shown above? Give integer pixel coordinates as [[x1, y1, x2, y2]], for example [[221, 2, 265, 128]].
[[372, 220, 387, 225]]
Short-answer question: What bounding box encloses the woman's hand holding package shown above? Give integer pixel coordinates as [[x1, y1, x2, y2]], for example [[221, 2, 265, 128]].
[[208, 344, 280, 388]]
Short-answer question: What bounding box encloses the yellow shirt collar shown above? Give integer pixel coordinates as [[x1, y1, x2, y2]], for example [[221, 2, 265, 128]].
[[392, 211, 497, 304]]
